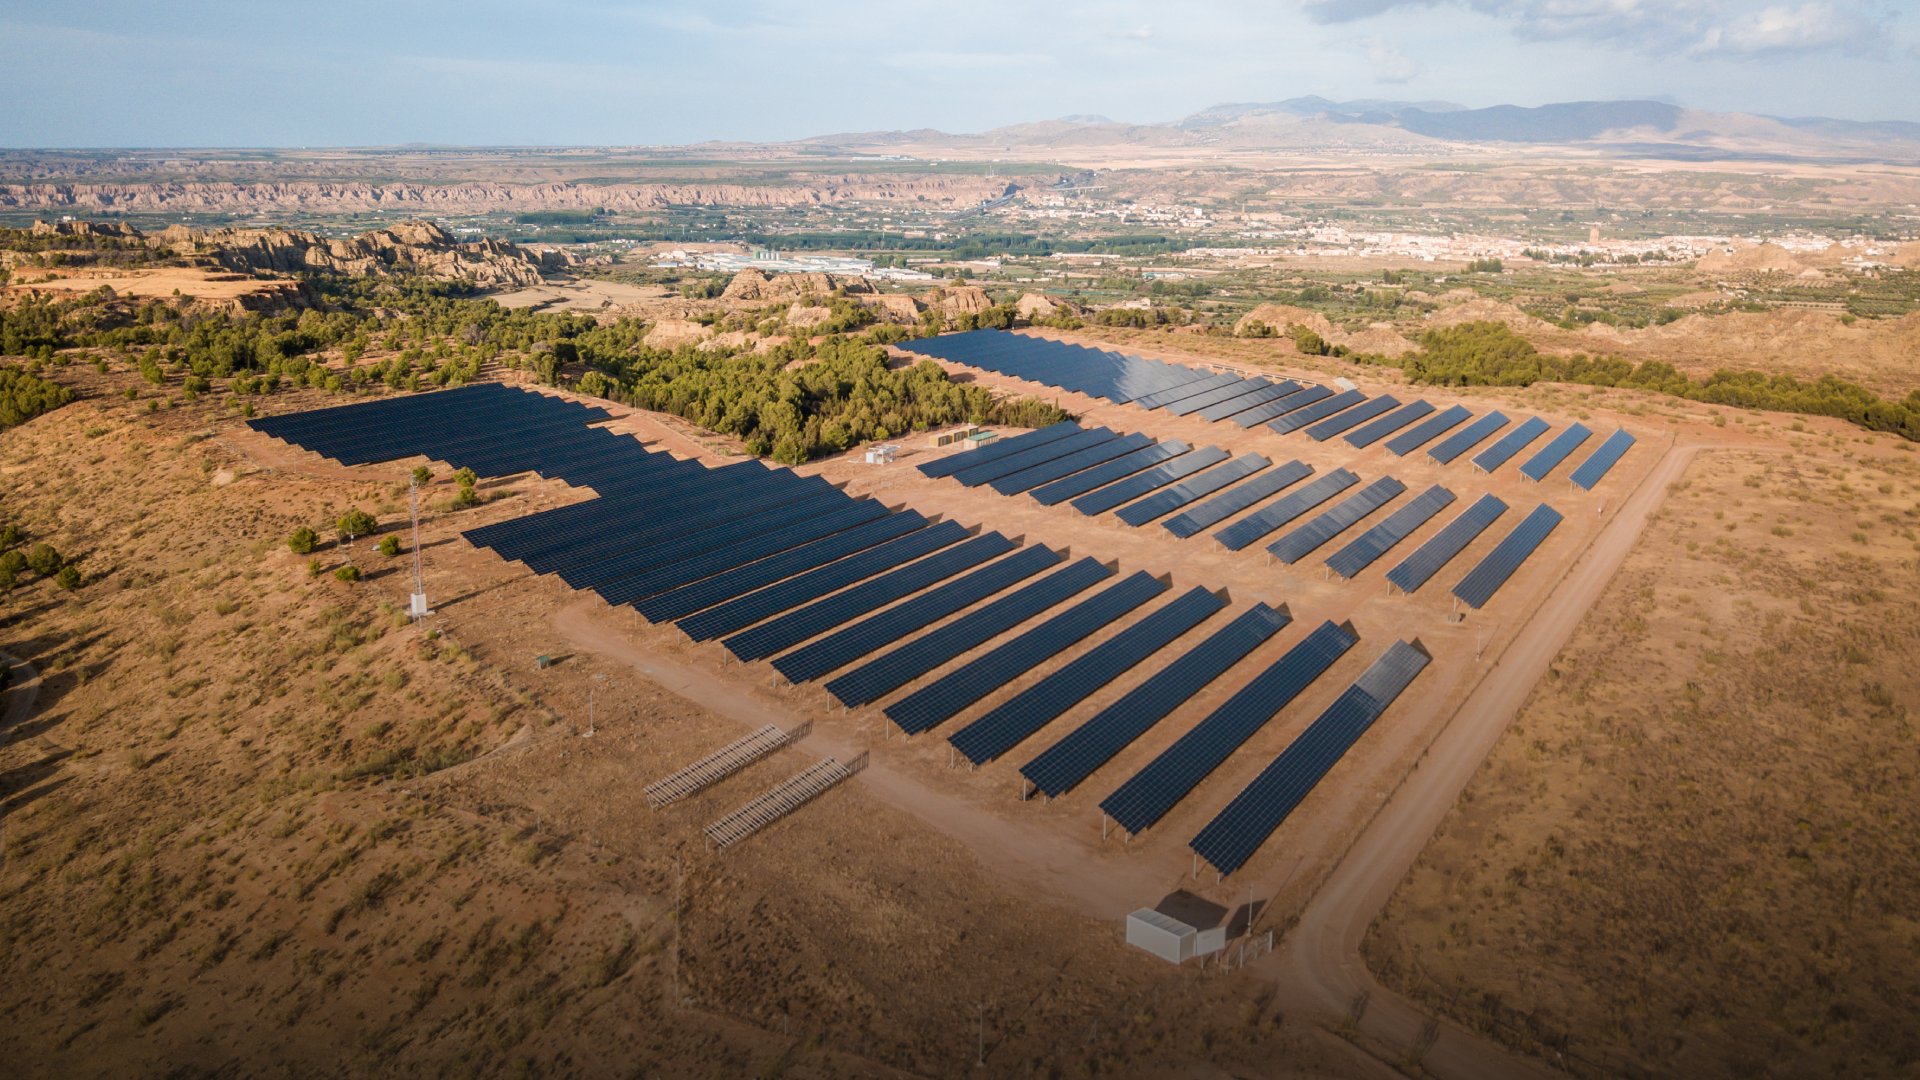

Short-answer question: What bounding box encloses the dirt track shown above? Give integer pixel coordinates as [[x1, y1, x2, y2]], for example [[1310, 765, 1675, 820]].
[[1263, 439, 1702, 1078]]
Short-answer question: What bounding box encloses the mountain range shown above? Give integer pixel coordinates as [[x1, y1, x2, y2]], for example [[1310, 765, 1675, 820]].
[[808, 98, 1920, 158]]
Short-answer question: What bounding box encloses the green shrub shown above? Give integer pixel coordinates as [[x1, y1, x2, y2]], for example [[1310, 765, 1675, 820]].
[[288, 527, 318, 555], [337, 509, 378, 538], [333, 565, 361, 583], [378, 534, 401, 558], [54, 565, 81, 590], [26, 543, 62, 576]]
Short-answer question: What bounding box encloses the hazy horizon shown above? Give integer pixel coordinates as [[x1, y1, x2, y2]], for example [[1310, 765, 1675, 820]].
[[1, 0, 1914, 148]]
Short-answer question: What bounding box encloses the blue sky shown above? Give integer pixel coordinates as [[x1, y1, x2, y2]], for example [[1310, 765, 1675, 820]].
[[0, 0, 1913, 146]]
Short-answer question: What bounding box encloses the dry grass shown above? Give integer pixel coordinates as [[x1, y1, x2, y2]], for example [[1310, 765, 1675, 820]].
[[1365, 445, 1920, 1078]]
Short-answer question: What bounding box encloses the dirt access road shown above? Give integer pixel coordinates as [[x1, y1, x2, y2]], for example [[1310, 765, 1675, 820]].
[[1263, 439, 1701, 1078]]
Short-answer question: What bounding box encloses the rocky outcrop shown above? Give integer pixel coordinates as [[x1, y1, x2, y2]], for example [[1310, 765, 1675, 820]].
[[153, 220, 559, 287], [931, 286, 993, 316], [643, 319, 711, 351], [1015, 292, 1082, 320], [719, 268, 878, 302], [1233, 303, 1335, 338], [855, 294, 924, 324]]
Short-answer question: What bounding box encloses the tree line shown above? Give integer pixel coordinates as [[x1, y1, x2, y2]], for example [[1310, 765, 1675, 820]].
[[1370, 321, 1920, 442]]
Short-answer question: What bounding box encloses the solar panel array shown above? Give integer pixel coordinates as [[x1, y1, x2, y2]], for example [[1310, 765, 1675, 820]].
[[1100, 620, 1358, 837], [1266, 477, 1407, 565], [1114, 454, 1270, 527], [1303, 395, 1398, 442], [1019, 604, 1291, 798], [1517, 423, 1593, 482], [1324, 484, 1456, 580], [1471, 415, 1551, 473], [1160, 460, 1313, 539], [1427, 411, 1510, 464], [1568, 428, 1636, 490], [1451, 503, 1563, 609], [1028, 440, 1190, 506], [1234, 384, 1331, 429], [896, 330, 1255, 410], [1384, 494, 1508, 594], [1213, 469, 1359, 552], [1345, 400, 1434, 449], [1383, 404, 1470, 456], [947, 587, 1226, 766], [1268, 389, 1367, 436], [1071, 446, 1230, 516], [1188, 640, 1429, 876]]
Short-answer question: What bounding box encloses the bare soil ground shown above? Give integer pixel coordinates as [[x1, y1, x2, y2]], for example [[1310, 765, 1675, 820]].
[[1363, 422, 1920, 1078]]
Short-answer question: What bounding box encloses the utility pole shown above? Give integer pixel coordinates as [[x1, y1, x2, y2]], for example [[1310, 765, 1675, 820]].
[[408, 478, 432, 620], [975, 1003, 985, 1067]]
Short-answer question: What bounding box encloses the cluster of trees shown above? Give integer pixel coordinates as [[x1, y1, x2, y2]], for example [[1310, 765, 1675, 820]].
[[0, 525, 80, 590], [1377, 321, 1920, 441], [1465, 259, 1505, 273], [0, 364, 75, 428], [580, 333, 1072, 465]]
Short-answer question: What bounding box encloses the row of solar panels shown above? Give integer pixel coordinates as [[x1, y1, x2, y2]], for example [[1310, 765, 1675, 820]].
[[899, 332, 1638, 490]]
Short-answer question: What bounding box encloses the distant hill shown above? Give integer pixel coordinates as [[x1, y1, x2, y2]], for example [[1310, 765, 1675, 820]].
[[805, 99, 1920, 159]]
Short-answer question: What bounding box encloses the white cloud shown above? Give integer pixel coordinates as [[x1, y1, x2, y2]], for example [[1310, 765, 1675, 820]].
[[1694, 2, 1889, 54], [882, 51, 1054, 70], [1104, 25, 1154, 38], [1363, 38, 1424, 81]]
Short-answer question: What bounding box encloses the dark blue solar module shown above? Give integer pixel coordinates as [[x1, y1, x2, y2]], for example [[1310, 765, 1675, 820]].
[[1268, 389, 1367, 436], [638, 510, 932, 623], [557, 487, 848, 589], [885, 571, 1168, 735], [1070, 446, 1230, 517], [1029, 440, 1190, 506], [917, 421, 1081, 479], [1345, 401, 1435, 449], [771, 544, 1061, 684], [1518, 423, 1592, 482], [1198, 380, 1301, 424], [680, 520, 970, 642], [1161, 460, 1313, 540], [895, 330, 1215, 406], [1324, 485, 1456, 580], [947, 586, 1227, 765], [1383, 405, 1471, 457], [1427, 411, 1510, 464], [989, 432, 1155, 496], [1166, 378, 1271, 417], [1114, 454, 1270, 527], [953, 428, 1120, 488], [824, 556, 1115, 707], [1568, 428, 1636, 490], [1303, 395, 1399, 442], [1019, 603, 1291, 799], [1188, 640, 1429, 877], [1471, 416, 1550, 473], [1384, 494, 1508, 594], [530, 476, 838, 575], [1211, 469, 1359, 552], [1265, 476, 1407, 564], [1100, 620, 1358, 837], [1134, 373, 1245, 411], [1451, 503, 1562, 609], [724, 532, 1017, 662], [594, 497, 889, 607], [1233, 385, 1331, 429]]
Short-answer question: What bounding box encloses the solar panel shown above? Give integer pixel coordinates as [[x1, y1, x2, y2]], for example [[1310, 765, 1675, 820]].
[[1517, 423, 1592, 482], [947, 586, 1226, 765], [823, 556, 1114, 707], [1166, 378, 1271, 417], [917, 421, 1081, 478], [1029, 440, 1190, 506], [1019, 604, 1291, 799], [1188, 640, 1429, 876], [558, 487, 850, 589], [595, 497, 890, 608], [1427, 411, 1510, 464], [1099, 620, 1358, 837], [1470, 416, 1550, 473], [1324, 484, 1456, 580], [953, 428, 1119, 488], [1383, 494, 1508, 594], [884, 571, 1168, 734], [1211, 469, 1359, 552], [1345, 401, 1435, 449], [1303, 395, 1398, 442], [1070, 446, 1230, 517], [1383, 405, 1471, 457], [1267, 389, 1366, 436], [989, 432, 1155, 496], [1451, 503, 1562, 609], [1265, 477, 1407, 564], [1161, 460, 1313, 539], [1568, 428, 1636, 490], [771, 544, 1061, 684], [724, 532, 1017, 662], [1114, 454, 1270, 527], [1197, 380, 1300, 424], [1233, 385, 1331, 429], [638, 510, 931, 623], [1133, 372, 1245, 410], [679, 519, 969, 642]]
